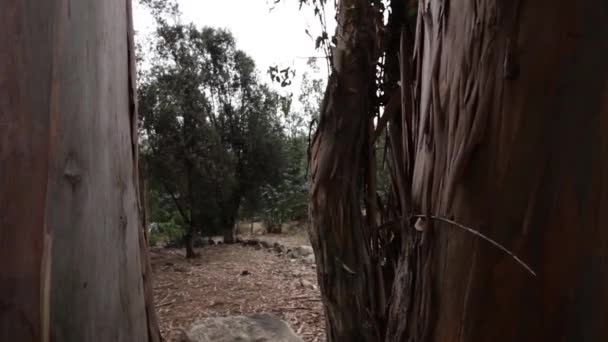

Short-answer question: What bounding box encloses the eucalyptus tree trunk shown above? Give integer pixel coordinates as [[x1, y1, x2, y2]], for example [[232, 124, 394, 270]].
[[309, 0, 381, 340], [311, 0, 608, 341], [390, 1, 608, 341], [0, 1, 160, 341]]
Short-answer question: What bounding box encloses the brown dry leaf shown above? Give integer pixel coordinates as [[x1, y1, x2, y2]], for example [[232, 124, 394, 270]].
[[150, 237, 324, 342]]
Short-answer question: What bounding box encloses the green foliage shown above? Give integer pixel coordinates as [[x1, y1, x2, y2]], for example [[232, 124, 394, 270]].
[[259, 135, 309, 227], [256, 59, 326, 228], [139, 2, 286, 239], [138, 1, 328, 240]]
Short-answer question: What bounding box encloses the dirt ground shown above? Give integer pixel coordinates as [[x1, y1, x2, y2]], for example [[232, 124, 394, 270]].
[[150, 238, 324, 341]]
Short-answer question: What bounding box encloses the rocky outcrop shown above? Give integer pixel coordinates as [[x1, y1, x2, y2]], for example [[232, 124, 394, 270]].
[[179, 313, 303, 342]]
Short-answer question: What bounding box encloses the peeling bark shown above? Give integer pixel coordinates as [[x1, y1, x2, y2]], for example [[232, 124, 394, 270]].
[[309, 0, 381, 341], [313, 0, 608, 341], [405, 1, 608, 340]]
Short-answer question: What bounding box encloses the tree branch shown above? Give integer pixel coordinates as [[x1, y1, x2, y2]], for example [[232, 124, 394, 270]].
[[160, 178, 192, 226], [413, 214, 536, 277], [373, 88, 401, 143]]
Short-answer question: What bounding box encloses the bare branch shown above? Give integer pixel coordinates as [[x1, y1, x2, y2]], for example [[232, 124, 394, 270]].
[[413, 214, 536, 277]]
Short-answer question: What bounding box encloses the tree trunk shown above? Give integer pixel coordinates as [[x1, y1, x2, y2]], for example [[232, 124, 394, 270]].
[[185, 226, 197, 259], [389, 1, 608, 341], [0, 0, 160, 341], [222, 198, 241, 244], [312, 0, 608, 341], [223, 224, 236, 244], [309, 0, 381, 341]]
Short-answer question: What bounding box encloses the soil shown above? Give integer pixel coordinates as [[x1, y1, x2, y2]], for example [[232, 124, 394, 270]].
[[150, 236, 324, 342]]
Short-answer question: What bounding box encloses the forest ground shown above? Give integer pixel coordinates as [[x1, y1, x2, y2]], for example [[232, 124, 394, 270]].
[[150, 233, 324, 341]]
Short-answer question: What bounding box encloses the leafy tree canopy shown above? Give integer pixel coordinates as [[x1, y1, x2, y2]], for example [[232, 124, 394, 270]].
[[139, 1, 286, 242]]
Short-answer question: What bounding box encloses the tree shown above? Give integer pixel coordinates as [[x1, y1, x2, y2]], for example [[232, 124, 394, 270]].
[[0, 0, 160, 341], [255, 59, 325, 232], [139, 2, 286, 251], [309, 0, 608, 341]]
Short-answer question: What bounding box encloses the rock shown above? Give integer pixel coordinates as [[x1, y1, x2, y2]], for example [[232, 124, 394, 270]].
[[296, 246, 314, 256], [298, 279, 317, 290], [273, 243, 285, 254], [244, 239, 259, 246], [254, 244, 262, 250], [180, 313, 303, 342], [302, 254, 316, 264], [291, 246, 313, 258], [259, 240, 271, 249]]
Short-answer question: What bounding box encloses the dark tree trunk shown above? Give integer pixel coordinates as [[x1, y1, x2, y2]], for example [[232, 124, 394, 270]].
[[267, 222, 282, 234], [312, 0, 608, 341], [222, 197, 241, 244], [0, 0, 160, 341], [223, 222, 236, 244], [309, 0, 381, 341], [389, 1, 608, 341], [185, 226, 197, 258]]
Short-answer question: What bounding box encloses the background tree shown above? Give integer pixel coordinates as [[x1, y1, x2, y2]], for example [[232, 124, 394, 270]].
[[307, 0, 608, 341], [0, 0, 160, 340], [257, 58, 325, 232], [138, 1, 287, 252]]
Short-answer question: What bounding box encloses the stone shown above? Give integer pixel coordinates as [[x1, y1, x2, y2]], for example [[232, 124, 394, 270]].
[[286, 246, 313, 259], [273, 243, 285, 254], [180, 313, 303, 342], [244, 239, 260, 246], [302, 254, 316, 264]]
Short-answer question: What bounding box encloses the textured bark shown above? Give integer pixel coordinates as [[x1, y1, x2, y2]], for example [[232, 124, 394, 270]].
[[0, 0, 159, 341], [185, 226, 197, 258], [221, 198, 240, 244], [308, 0, 380, 341], [313, 0, 608, 341], [388, 0, 608, 341], [128, 1, 163, 339], [0, 1, 55, 340]]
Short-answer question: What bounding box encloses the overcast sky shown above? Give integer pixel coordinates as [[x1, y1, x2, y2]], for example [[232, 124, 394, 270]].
[[133, 0, 335, 87]]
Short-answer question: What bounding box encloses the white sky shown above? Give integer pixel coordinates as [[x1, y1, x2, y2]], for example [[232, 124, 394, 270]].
[[133, 0, 335, 89]]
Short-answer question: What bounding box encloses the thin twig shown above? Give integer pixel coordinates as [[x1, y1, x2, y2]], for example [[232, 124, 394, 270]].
[[156, 299, 176, 308], [413, 214, 536, 277]]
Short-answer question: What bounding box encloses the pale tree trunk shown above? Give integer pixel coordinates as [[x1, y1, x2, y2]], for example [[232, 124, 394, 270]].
[[312, 0, 608, 341], [0, 0, 160, 341]]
